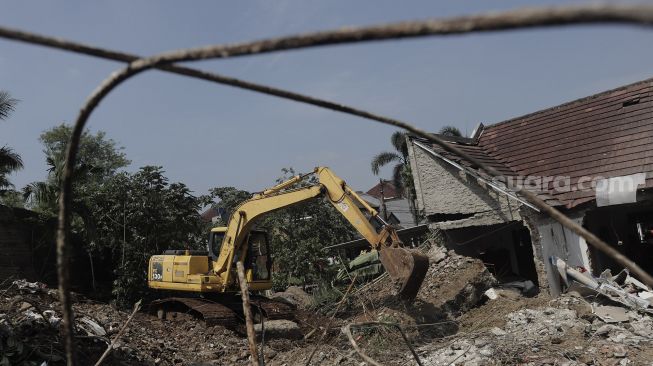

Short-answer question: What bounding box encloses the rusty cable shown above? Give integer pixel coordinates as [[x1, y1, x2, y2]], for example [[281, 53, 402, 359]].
[[1, 4, 653, 364]]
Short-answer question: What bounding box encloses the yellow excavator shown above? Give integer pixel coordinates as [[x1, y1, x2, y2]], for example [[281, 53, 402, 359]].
[[147, 167, 429, 325]]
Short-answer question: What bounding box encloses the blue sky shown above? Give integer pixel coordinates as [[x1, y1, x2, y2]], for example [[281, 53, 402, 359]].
[[1, 0, 652, 195]]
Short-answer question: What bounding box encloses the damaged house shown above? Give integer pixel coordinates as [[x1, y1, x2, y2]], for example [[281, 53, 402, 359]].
[[407, 78, 653, 296]]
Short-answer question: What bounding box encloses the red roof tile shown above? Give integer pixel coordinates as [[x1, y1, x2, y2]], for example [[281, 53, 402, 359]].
[[366, 180, 399, 200], [425, 78, 653, 208]]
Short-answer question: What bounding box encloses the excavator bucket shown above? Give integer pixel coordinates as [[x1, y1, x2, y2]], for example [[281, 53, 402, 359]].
[[379, 247, 430, 301]]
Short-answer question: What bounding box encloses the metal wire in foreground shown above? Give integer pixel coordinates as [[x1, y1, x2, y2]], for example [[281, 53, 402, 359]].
[[0, 4, 651, 365]]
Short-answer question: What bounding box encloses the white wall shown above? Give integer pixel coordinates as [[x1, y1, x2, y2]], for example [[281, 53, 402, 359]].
[[533, 214, 590, 296]]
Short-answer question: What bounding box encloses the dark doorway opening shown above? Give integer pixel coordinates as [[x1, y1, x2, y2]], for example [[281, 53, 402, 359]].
[[443, 221, 539, 287], [585, 202, 653, 277]]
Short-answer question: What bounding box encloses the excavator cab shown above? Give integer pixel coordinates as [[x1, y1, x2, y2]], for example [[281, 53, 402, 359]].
[[208, 227, 273, 289], [245, 231, 272, 282], [208, 229, 226, 260]]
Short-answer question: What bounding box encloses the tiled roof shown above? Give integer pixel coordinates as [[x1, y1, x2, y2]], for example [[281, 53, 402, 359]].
[[366, 180, 399, 200], [424, 78, 653, 208]]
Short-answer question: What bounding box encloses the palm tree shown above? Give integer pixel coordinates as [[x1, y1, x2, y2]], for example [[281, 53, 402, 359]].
[[371, 131, 422, 224], [439, 125, 463, 137], [0, 91, 21, 195], [371, 131, 409, 193], [23, 152, 96, 210], [0, 91, 17, 120], [0, 147, 23, 192], [22, 154, 61, 211]]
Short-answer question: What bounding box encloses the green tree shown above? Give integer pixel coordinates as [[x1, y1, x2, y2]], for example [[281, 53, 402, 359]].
[[0, 91, 23, 198], [24, 123, 131, 214], [439, 125, 462, 137], [264, 168, 356, 288], [39, 123, 130, 182], [88, 166, 208, 306], [0, 146, 23, 194], [0, 91, 17, 120], [23, 125, 132, 295], [208, 186, 251, 225], [0, 189, 25, 208]]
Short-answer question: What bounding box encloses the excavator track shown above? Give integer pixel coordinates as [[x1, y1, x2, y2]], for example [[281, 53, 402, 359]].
[[148, 297, 240, 328], [148, 296, 296, 327]]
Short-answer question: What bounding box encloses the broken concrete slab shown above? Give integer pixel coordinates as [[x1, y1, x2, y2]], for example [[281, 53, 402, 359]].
[[595, 305, 629, 323], [77, 316, 107, 336], [254, 319, 302, 339], [489, 327, 506, 336], [551, 256, 653, 312], [484, 288, 498, 300], [271, 286, 312, 309]]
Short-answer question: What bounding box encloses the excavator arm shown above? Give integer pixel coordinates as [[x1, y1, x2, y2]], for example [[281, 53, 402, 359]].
[[214, 166, 429, 300]]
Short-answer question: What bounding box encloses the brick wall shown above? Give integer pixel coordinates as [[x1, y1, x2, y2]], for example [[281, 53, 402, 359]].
[[0, 205, 57, 283]]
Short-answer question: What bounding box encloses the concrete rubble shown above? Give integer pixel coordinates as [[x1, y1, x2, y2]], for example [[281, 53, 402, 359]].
[[417, 296, 653, 365], [2, 244, 653, 365], [552, 256, 653, 313], [271, 286, 313, 309]]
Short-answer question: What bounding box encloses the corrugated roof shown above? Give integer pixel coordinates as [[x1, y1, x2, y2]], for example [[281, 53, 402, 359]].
[[358, 192, 416, 227], [423, 78, 653, 208]]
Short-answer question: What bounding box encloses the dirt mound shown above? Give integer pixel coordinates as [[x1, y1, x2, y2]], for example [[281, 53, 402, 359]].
[[418, 246, 496, 317], [348, 244, 496, 326]]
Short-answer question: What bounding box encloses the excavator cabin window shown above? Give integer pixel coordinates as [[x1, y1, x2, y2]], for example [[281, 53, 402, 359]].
[[208, 231, 225, 259], [246, 231, 271, 281]]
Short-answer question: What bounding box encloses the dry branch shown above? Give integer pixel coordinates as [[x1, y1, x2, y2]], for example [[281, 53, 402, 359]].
[[237, 261, 260, 366], [305, 274, 358, 365], [343, 322, 424, 366], [1, 4, 652, 365], [342, 323, 384, 366], [94, 299, 141, 366]]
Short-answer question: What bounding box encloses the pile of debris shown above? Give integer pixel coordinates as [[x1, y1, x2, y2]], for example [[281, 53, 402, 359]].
[[409, 254, 653, 366], [416, 294, 653, 365], [283, 243, 653, 365], [1, 279, 105, 365], [351, 243, 496, 325], [0, 279, 250, 365], [4, 243, 653, 366], [552, 256, 653, 313], [416, 244, 497, 317]]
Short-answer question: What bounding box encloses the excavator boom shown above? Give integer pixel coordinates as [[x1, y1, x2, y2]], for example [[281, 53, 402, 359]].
[[314, 167, 429, 299], [213, 166, 429, 300]]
